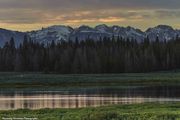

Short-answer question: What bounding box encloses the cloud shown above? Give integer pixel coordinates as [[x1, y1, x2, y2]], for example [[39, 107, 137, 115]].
[[0, 8, 180, 25], [154, 10, 180, 18], [0, 0, 179, 10], [0, 9, 45, 24], [0, 0, 179, 31]]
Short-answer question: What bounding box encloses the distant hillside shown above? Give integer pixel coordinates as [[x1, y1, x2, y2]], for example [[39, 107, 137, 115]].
[[0, 25, 179, 47]]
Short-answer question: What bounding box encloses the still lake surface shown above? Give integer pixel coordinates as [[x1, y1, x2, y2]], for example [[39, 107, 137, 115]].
[[0, 86, 180, 110]]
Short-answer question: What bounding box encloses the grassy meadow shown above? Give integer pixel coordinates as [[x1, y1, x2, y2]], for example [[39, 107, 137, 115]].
[[0, 103, 180, 120], [0, 71, 180, 88]]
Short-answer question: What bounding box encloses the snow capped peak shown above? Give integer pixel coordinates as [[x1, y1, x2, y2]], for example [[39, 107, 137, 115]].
[[72, 25, 98, 34], [156, 25, 174, 30], [78, 25, 94, 31], [146, 25, 174, 32], [109, 26, 144, 41], [28, 24, 179, 43], [145, 25, 177, 41], [28, 25, 73, 44], [96, 24, 108, 28], [95, 24, 111, 33], [112, 25, 119, 31], [0, 24, 179, 47]]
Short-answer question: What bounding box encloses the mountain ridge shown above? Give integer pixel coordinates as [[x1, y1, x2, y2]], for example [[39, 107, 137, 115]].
[[0, 24, 179, 47]]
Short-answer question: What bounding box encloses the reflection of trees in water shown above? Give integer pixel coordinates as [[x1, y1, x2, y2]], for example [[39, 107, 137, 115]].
[[0, 86, 180, 110]]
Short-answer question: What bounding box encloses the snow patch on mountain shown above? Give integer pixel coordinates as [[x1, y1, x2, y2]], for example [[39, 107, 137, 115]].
[[26, 24, 180, 43], [28, 25, 73, 44], [145, 25, 178, 41], [0, 24, 179, 47], [70, 25, 112, 41]]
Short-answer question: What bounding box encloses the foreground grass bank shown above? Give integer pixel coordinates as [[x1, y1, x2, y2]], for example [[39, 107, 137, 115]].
[[0, 71, 180, 88], [1, 103, 180, 120]]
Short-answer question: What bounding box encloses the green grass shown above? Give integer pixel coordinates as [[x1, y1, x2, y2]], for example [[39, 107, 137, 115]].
[[0, 72, 180, 88], [0, 103, 180, 120]]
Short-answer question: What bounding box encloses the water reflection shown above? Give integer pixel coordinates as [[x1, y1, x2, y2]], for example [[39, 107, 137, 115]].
[[0, 86, 180, 110]]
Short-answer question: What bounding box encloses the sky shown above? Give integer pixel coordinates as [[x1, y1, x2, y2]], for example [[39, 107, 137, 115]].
[[0, 0, 180, 31]]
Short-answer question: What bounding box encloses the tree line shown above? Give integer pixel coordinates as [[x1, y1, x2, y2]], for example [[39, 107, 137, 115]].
[[0, 35, 180, 73]]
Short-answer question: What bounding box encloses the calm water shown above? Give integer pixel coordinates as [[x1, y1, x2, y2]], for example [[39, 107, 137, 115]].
[[0, 86, 180, 110]]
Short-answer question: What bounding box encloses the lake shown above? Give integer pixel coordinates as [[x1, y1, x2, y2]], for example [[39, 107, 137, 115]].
[[0, 86, 180, 110]]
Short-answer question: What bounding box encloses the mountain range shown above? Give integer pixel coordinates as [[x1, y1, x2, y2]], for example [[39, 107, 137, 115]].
[[0, 24, 179, 47]]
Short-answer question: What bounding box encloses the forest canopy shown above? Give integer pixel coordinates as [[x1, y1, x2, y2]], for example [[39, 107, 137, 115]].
[[0, 36, 180, 73]]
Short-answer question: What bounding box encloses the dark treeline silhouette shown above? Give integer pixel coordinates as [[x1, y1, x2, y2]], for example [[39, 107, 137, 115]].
[[0, 35, 180, 73]]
